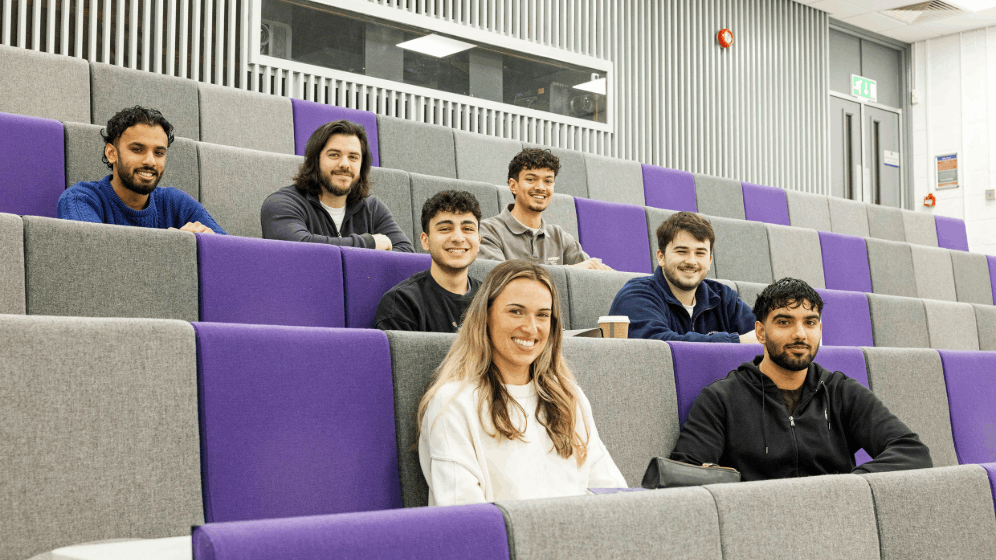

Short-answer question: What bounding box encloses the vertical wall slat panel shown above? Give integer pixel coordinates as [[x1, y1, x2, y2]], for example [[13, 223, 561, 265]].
[[30, 0, 39, 49]]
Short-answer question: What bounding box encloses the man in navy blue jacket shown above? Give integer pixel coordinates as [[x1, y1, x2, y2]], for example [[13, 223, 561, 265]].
[[608, 212, 756, 343]]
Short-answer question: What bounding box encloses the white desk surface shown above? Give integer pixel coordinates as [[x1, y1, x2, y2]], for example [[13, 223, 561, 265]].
[[50, 537, 192, 560]]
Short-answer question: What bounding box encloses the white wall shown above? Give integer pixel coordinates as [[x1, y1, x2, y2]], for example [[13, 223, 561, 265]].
[[914, 28, 996, 254]]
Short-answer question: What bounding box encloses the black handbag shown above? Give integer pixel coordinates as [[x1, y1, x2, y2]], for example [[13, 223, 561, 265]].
[[641, 457, 741, 489]]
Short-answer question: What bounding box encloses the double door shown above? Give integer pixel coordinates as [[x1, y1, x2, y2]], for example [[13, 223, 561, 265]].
[[830, 96, 902, 207]]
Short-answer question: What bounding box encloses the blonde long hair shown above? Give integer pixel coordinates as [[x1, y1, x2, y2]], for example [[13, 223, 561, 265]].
[[416, 260, 589, 463]]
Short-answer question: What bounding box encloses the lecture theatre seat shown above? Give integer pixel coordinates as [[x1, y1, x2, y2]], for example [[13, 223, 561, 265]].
[[862, 347, 960, 467], [0, 212, 25, 314], [935, 214, 970, 251], [454, 130, 522, 185], [818, 231, 873, 293], [741, 182, 790, 226], [786, 189, 832, 232], [641, 163, 697, 212], [707, 216, 773, 284], [198, 83, 295, 155], [197, 234, 346, 328], [341, 246, 431, 328], [0, 111, 65, 218], [89, 61, 201, 141], [866, 238, 916, 298], [766, 223, 825, 288], [291, 98, 380, 164], [867, 293, 929, 348], [574, 198, 652, 274], [950, 250, 994, 305], [0, 44, 90, 122], [694, 174, 744, 220], [938, 350, 996, 465], [377, 115, 457, 178], [910, 244, 957, 302], [583, 153, 644, 206], [814, 289, 874, 348], [668, 341, 762, 426], [865, 204, 906, 243], [194, 323, 403, 522], [827, 197, 870, 238], [901, 208, 938, 247], [524, 142, 589, 198]]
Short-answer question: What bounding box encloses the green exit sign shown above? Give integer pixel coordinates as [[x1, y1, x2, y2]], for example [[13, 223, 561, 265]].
[[852, 75, 877, 103]]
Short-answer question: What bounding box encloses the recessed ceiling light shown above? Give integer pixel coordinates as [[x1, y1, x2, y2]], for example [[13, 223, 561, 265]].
[[396, 34, 475, 58], [950, 0, 996, 11], [573, 77, 607, 95]]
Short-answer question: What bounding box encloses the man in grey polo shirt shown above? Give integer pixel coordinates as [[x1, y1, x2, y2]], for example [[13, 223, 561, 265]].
[[479, 148, 611, 270]]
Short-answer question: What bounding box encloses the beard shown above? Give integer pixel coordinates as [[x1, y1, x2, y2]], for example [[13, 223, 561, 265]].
[[320, 170, 357, 197], [767, 340, 819, 372], [118, 166, 162, 196], [662, 263, 704, 292]]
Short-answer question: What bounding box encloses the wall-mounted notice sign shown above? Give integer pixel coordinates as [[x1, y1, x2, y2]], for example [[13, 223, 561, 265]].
[[936, 153, 959, 190], [883, 150, 900, 168]]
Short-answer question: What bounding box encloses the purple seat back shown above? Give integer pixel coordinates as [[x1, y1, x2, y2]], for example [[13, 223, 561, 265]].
[[742, 182, 790, 226], [575, 197, 652, 274], [938, 350, 996, 464], [192, 504, 509, 560], [341, 246, 432, 328], [641, 164, 697, 212], [197, 234, 345, 328], [935, 215, 969, 251], [668, 341, 763, 425], [982, 463, 996, 511], [816, 345, 871, 464], [988, 256, 996, 306], [815, 288, 873, 347], [195, 323, 402, 522], [0, 112, 65, 217], [819, 231, 873, 293], [290, 99, 380, 166]]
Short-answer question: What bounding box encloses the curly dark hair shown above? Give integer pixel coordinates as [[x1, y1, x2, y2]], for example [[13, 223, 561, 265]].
[[656, 211, 715, 254], [507, 148, 560, 182], [100, 106, 175, 169], [753, 278, 824, 323], [421, 190, 482, 233], [293, 120, 371, 205]]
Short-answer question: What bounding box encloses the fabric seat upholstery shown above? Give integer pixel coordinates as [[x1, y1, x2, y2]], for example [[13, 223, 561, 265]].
[[0, 112, 66, 218], [0, 213, 25, 314], [827, 197, 870, 238], [0, 44, 90, 122], [454, 131, 522, 185], [742, 182, 789, 226], [694, 174, 744, 220], [642, 164, 696, 212], [290, 98, 380, 163], [583, 153, 645, 206], [341, 247, 432, 328], [865, 204, 906, 242], [786, 190, 832, 232], [198, 83, 294, 154], [90, 61, 201, 141], [818, 231, 872, 293], [575, 198, 651, 273], [377, 116, 456, 178]]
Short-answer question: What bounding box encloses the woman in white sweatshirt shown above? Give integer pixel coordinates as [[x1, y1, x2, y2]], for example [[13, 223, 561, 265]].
[[417, 260, 627, 506]]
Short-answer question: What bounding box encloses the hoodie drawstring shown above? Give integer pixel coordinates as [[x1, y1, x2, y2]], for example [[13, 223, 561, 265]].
[[761, 375, 768, 455]]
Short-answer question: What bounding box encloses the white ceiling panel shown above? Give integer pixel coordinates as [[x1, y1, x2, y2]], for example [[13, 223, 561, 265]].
[[801, 0, 996, 43]]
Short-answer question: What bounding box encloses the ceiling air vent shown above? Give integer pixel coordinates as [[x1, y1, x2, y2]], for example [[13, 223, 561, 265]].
[[882, 1, 965, 24]]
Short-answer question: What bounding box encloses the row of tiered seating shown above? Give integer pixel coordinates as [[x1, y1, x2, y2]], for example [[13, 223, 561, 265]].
[[2, 214, 995, 350], [3, 315, 996, 559], [0, 43, 971, 254], [2, 109, 993, 306]]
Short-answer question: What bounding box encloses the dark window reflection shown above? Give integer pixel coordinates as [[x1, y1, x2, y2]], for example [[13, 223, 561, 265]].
[[260, 0, 605, 123]]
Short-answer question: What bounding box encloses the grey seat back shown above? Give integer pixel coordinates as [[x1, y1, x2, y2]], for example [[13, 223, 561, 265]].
[[862, 465, 996, 560], [386, 331, 458, 508], [0, 315, 202, 560], [827, 197, 871, 237], [562, 337, 680, 485], [861, 347, 959, 467], [523, 143, 589, 198], [90, 61, 201, 140], [583, 153, 645, 206], [910, 245, 957, 302], [765, 223, 826, 288], [866, 238, 916, 298], [923, 299, 980, 351], [694, 174, 745, 220], [198, 83, 294, 154], [198, 142, 303, 238], [0, 213, 25, 314], [0, 44, 90, 122], [564, 267, 647, 330], [23, 217, 199, 321], [976, 303, 996, 351], [709, 216, 773, 284], [370, 167, 414, 246], [497, 190, 580, 240], [786, 189, 831, 231], [64, 121, 200, 200], [495, 488, 722, 560], [901, 209, 938, 247], [705, 475, 881, 560], [377, 116, 456, 178], [410, 174, 501, 252], [865, 204, 906, 242], [734, 281, 767, 308], [454, 130, 522, 185], [867, 293, 929, 348], [950, 250, 994, 305]]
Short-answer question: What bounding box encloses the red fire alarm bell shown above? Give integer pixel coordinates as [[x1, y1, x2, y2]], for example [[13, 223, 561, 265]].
[[924, 193, 936, 207], [718, 29, 734, 48]]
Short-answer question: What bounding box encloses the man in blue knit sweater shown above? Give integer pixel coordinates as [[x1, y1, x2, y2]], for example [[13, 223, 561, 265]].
[[58, 106, 226, 234]]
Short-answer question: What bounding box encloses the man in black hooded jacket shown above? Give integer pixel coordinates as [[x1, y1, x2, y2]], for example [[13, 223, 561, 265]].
[[670, 278, 932, 481]]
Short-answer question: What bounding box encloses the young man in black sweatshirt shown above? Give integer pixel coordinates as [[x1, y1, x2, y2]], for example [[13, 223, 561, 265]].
[[670, 277, 932, 481]]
